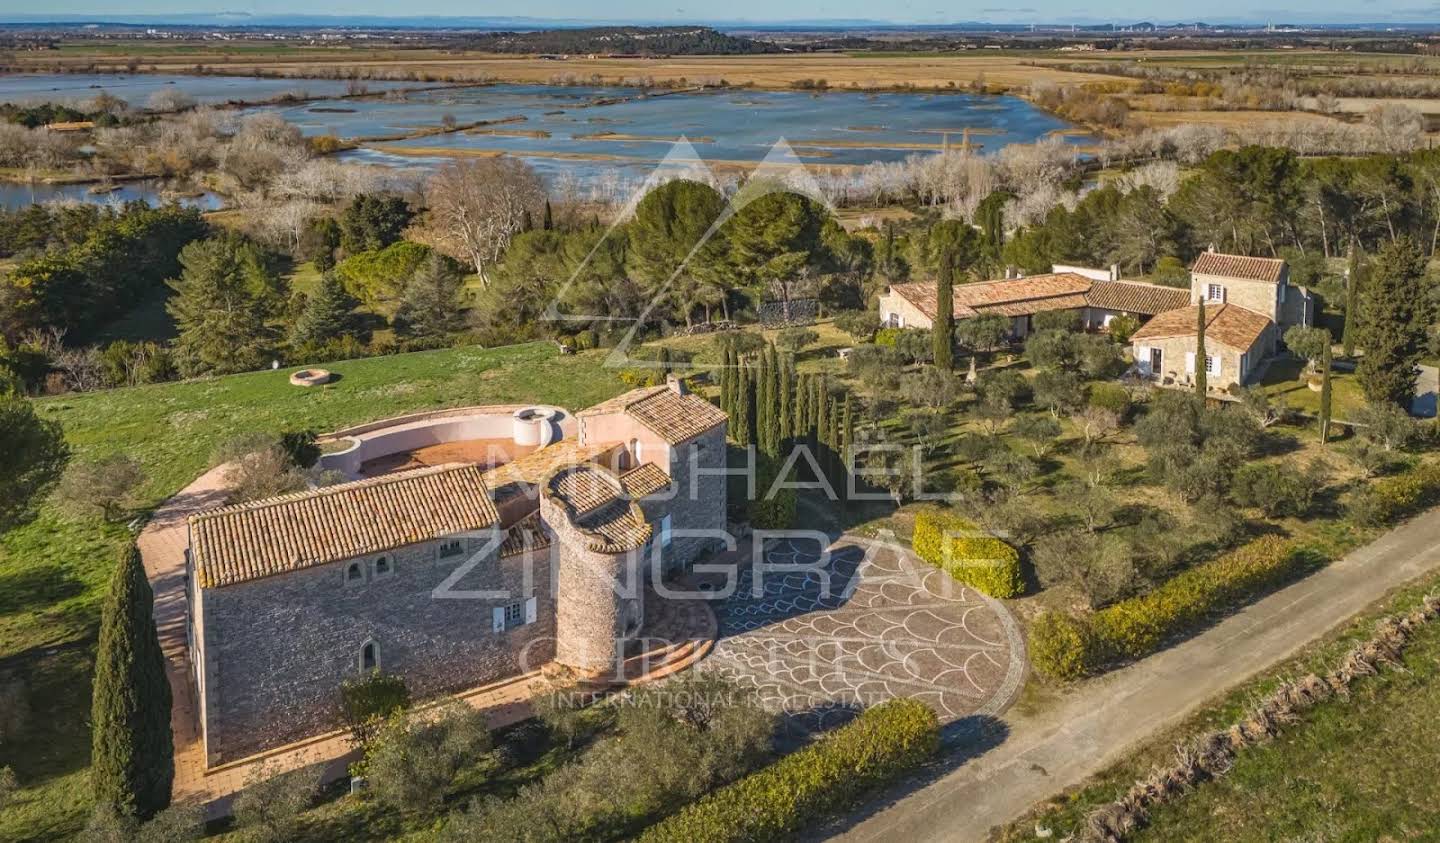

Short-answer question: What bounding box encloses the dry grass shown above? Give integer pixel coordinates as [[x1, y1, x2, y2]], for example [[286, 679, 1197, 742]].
[[8, 47, 1112, 91]]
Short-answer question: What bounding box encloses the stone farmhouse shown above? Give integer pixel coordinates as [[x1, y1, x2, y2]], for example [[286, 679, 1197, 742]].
[[878, 269, 1190, 339], [1131, 251, 1313, 391], [184, 381, 727, 766], [876, 251, 1312, 391]]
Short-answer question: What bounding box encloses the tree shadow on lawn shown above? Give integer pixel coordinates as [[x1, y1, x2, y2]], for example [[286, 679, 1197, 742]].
[[0, 645, 95, 788], [0, 565, 84, 620]]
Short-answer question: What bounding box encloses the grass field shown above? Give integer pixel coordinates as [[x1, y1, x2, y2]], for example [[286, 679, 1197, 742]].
[[0, 341, 629, 841], [999, 571, 1440, 842]]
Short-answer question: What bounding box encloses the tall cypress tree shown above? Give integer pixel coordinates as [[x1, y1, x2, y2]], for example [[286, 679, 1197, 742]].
[[1318, 340, 1333, 445], [1194, 297, 1208, 397], [92, 545, 173, 820], [542, 199, 554, 231], [1357, 236, 1429, 408], [1342, 243, 1362, 359], [934, 252, 955, 371], [778, 353, 794, 453]]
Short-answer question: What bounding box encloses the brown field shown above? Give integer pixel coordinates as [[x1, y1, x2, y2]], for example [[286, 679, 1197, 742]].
[[1126, 108, 1352, 130], [9, 46, 1116, 91]]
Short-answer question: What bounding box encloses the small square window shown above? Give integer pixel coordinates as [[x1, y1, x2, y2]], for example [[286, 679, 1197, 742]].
[[344, 562, 365, 585], [505, 601, 524, 628], [439, 539, 464, 558], [1207, 284, 1224, 302], [374, 556, 393, 577]]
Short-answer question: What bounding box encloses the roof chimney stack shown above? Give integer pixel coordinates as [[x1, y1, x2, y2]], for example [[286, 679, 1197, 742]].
[[1110, 263, 1120, 281], [666, 374, 688, 396]]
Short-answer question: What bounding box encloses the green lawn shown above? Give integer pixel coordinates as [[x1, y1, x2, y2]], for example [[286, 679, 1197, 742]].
[[0, 341, 629, 841], [1258, 357, 1367, 421]]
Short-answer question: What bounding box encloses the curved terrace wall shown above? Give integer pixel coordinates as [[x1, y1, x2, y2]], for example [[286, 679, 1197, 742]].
[[318, 404, 572, 477]]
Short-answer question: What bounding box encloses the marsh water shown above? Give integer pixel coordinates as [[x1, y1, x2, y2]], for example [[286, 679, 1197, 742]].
[[0, 74, 1091, 207]]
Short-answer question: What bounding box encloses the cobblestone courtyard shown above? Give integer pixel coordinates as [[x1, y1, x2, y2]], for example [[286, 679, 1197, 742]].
[[703, 535, 1026, 733]]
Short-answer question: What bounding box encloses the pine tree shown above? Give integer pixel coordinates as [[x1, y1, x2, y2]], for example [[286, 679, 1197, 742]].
[[1318, 341, 1333, 445], [1194, 297, 1208, 397], [1357, 236, 1429, 408], [933, 250, 955, 371], [289, 272, 361, 347], [92, 545, 173, 820], [1342, 243, 1362, 359], [394, 254, 463, 339], [167, 238, 282, 376]]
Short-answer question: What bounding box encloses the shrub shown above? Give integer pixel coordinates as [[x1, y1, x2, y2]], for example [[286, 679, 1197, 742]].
[[340, 671, 411, 754], [873, 327, 903, 348], [639, 698, 939, 843], [912, 510, 1024, 598], [1347, 461, 1440, 527], [1032, 536, 1315, 678], [1092, 536, 1311, 660], [1230, 461, 1321, 517], [55, 454, 146, 521], [1028, 611, 1099, 681], [1087, 382, 1131, 417], [232, 763, 323, 843], [774, 327, 818, 353], [363, 702, 493, 812]]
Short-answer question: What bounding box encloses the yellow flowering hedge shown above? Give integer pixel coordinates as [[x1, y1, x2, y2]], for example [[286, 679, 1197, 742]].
[[1348, 461, 1440, 527], [1030, 536, 1316, 679], [639, 698, 939, 843], [912, 510, 1024, 598]]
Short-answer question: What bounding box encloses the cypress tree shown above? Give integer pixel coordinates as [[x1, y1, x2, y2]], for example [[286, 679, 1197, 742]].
[[719, 344, 733, 426], [1194, 297, 1208, 398], [1318, 341, 1333, 445], [934, 252, 955, 371], [1357, 236, 1429, 408], [1342, 243, 1362, 359], [817, 375, 832, 448], [778, 353, 794, 451], [543, 199, 554, 231], [92, 544, 173, 820]]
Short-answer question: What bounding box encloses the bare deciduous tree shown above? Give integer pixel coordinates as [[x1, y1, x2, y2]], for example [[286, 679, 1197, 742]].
[[424, 158, 546, 283]]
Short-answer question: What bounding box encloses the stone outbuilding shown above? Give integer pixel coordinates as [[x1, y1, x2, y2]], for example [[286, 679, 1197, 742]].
[[185, 381, 727, 766]]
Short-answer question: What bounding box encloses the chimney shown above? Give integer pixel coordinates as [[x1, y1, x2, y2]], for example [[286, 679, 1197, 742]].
[[1110, 263, 1120, 281], [666, 374, 688, 396]]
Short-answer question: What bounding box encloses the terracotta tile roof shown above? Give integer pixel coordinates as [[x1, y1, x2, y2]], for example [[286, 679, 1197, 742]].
[[890, 273, 1094, 321], [621, 462, 673, 498], [1083, 280, 1191, 316], [189, 464, 499, 588], [499, 511, 552, 559], [580, 385, 728, 444], [1130, 303, 1273, 350], [544, 464, 652, 553], [1191, 252, 1286, 284]]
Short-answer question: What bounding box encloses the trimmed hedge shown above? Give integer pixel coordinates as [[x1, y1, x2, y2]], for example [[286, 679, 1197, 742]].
[[1030, 536, 1315, 679], [639, 699, 939, 843], [912, 510, 1024, 598], [1348, 461, 1440, 527]]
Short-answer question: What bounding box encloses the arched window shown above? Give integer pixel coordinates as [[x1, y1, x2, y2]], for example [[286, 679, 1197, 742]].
[[345, 562, 364, 585], [359, 640, 379, 673], [374, 556, 392, 577]]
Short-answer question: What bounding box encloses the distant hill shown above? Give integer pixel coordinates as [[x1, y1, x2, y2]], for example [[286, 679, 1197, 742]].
[[461, 26, 781, 55]]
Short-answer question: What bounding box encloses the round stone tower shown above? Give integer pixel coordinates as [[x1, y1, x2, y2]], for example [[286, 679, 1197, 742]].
[[540, 462, 651, 677]]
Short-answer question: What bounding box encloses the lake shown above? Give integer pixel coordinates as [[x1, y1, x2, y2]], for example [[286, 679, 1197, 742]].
[[0, 73, 421, 108], [0, 74, 1091, 207], [0, 179, 224, 211]]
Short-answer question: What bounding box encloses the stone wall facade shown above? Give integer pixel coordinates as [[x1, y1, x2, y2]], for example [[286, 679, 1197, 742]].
[[1132, 325, 1273, 391], [192, 534, 555, 765]]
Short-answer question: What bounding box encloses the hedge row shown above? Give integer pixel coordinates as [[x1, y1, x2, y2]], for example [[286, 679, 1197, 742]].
[[1347, 460, 1440, 527], [639, 699, 939, 843], [912, 510, 1024, 598], [1031, 536, 1315, 680]]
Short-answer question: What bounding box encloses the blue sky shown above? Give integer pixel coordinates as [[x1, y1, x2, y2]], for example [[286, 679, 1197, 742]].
[[7, 0, 1440, 25]]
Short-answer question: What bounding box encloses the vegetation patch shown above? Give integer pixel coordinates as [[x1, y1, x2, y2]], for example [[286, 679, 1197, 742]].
[[912, 508, 1024, 598], [638, 698, 939, 843]]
